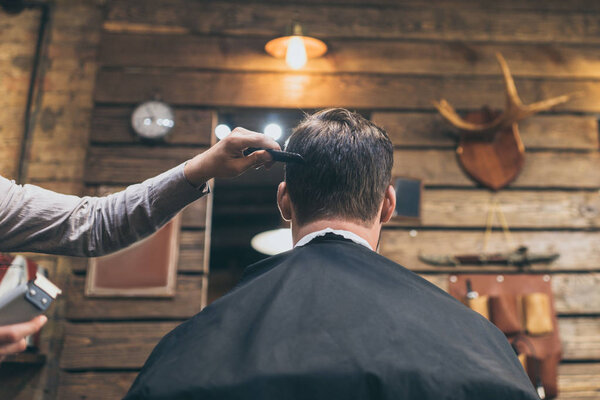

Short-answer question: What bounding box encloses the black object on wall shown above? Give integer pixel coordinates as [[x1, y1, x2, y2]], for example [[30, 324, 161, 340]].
[[392, 176, 422, 223]]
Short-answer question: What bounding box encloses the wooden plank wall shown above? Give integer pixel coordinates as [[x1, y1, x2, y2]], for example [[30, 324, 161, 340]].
[[60, 0, 600, 398], [1, 2, 105, 399]]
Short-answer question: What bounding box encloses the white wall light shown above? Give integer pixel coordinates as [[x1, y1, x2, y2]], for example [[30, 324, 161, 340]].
[[264, 123, 282, 141], [215, 124, 231, 140]]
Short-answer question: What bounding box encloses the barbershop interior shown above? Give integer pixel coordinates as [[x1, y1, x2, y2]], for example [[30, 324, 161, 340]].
[[1, 0, 600, 399]]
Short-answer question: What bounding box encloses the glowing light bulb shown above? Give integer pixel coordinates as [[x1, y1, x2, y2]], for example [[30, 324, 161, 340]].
[[285, 36, 307, 70], [215, 124, 231, 140], [264, 123, 282, 140]]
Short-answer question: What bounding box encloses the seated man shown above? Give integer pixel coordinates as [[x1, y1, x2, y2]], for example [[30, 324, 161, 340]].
[[125, 109, 538, 399]]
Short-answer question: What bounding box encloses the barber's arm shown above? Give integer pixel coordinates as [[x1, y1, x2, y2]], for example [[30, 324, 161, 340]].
[[0, 128, 279, 257]]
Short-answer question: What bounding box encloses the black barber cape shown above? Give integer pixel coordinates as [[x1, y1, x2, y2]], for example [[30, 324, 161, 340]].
[[125, 234, 538, 400]]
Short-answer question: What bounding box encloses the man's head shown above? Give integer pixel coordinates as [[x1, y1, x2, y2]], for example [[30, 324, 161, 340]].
[[278, 108, 395, 231]]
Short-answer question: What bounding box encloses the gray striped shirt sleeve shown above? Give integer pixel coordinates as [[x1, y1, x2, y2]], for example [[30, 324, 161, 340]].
[[0, 163, 208, 257]]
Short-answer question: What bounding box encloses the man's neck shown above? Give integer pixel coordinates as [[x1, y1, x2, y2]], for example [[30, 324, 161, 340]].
[[292, 219, 380, 250]]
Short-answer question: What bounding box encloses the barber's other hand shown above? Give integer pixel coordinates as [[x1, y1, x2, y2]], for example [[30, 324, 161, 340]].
[[184, 127, 281, 187], [0, 315, 47, 361]]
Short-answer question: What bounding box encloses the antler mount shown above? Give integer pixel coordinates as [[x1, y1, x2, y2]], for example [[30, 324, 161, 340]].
[[434, 53, 575, 136], [433, 53, 575, 191]]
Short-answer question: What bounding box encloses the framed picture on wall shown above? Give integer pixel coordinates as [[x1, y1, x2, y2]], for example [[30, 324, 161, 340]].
[[85, 215, 181, 297], [391, 176, 423, 224]]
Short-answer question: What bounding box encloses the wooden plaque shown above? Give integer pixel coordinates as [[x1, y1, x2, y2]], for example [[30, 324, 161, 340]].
[[85, 215, 180, 297], [457, 109, 525, 191]]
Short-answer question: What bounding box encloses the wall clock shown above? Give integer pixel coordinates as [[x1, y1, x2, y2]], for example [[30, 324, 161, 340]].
[[131, 100, 175, 140]]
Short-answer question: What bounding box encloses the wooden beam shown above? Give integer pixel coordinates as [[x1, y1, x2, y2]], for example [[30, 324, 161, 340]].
[[95, 69, 600, 113], [56, 362, 600, 400], [59, 316, 600, 370], [104, 1, 600, 44], [90, 107, 213, 145], [380, 230, 600, 272], [99, 33, 600, 80], [392, 151, 600, 189], [66, 275, 204, 320], [373, 112, 599, 150], [419, 273, 600, 315]]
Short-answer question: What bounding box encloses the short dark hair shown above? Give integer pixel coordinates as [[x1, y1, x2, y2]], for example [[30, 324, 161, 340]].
[[285, 108, 393, 226]]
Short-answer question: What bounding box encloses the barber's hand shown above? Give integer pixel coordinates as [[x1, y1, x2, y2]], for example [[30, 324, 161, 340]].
[[184, 127, 281, 187], [0, 316, 47, 362]]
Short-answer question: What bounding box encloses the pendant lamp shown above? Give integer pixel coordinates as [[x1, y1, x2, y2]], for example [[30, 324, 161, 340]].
[[265, 22, 327, 70]]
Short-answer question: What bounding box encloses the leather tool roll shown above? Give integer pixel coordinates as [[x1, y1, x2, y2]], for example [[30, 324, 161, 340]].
[[448, 274, 562, 399], [526, 354, 560, 399], [517, 353, 527, 371], [465, 295, 489, 320], [489, 294, 523, 335], [523, 293, 553, 336]]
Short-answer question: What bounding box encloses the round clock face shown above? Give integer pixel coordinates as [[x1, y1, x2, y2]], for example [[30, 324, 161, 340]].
[[131, 101, 175, 140]]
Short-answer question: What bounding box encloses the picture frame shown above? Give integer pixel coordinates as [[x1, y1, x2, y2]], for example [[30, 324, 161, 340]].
[[85, 215, 181, 297]]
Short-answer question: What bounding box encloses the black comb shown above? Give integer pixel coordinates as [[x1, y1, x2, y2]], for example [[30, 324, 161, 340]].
[[243, 148, 305, 164]]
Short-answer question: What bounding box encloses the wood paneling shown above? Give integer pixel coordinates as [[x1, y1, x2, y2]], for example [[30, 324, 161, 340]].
[[85, 146, 203, 184], [557, 363, 600, 400], [66, 275, 203, 320], [180, 200, 209, 230], [178, 230, 206, 272], [60, 322, 179, 370], [178, 245, 205, 272], [559, 317, 600, 361], [105, 1, 600, 44], [418, 273, 600, 314], [216, 0, 600, 12], [373, 112, 599, 150], [69, 230, 205, 273], [85, 146, 600, 189], [100, 33, 600, 80], [95, 69, 600, 112], [70, 0, 600, 395], [87, 185, 209, 229], [56, 362, 600, 400], [58, 372, 137, 400], [59, 317, 600, 370], [67, 243, 204, 273], [380, 230, 600, 272], [393, 190, 600, 229], [90, 107, 213, 145], [392, 150, 600, 189]]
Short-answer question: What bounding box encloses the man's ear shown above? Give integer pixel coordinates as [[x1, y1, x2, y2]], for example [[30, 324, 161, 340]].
[[277, 181, 292, 221], [380, 184, 396, 224]]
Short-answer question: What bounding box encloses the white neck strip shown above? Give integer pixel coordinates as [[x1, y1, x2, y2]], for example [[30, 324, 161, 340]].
[[295, 228, 373, 251]]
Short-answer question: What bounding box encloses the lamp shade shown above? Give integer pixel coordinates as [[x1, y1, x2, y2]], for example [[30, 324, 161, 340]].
[[251, 228, 293, 256], [265, 23, 327, 69], [265, 35, 328, 60]]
